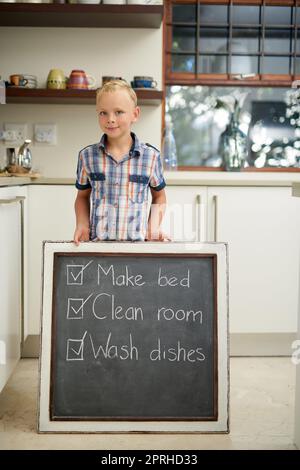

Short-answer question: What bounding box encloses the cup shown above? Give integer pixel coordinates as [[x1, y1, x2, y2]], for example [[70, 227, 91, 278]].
[[132, 76, 157, 88], [10, 74, 28, 87], [102, 76, 124, 85], [47, 69, 67, 89], [67, 70, 96, 90], [23, 74, 38, 89]]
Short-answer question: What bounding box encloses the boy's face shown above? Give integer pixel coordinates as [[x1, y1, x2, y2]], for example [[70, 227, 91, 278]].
[[96, 90, 140, 141]]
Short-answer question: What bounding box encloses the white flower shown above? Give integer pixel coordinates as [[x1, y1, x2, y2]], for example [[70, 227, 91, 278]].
[[217, 95, 235, 113], [203, 91, 250, 124], [232, 90, 249, 108]]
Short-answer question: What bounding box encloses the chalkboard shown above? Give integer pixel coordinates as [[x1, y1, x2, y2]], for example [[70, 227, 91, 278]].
[[39, 242, 229, 433]]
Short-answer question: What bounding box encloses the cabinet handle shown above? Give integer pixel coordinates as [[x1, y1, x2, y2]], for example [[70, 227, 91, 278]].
[[213, 194, 218, 242], [0, 196, 26, 205], [0, 195, 26, 351], [196, 193, 202, 242]]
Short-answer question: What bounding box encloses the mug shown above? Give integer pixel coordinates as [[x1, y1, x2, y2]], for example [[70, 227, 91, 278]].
[[132, 76, 157, 88], [23, 74, 38, 89], [47, 69, 67, 89], [67, 70, 96, 90], [10, 74, 28, 87]]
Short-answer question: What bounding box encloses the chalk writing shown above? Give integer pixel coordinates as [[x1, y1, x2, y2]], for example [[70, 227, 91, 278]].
[[149, 338, 206, 363], [64, 331, 206, 363], [66, 331, 87, 361], [157, 306, 203, 323], [52, 253, 217, 419], [92, 293, 144, 321], [158, 268, 190, 288], [67, 261, 93, 286], [64, 261, 206, 364], [98, 264, 145, 287], [89, 332, 139, 360], [67, 294, 93, 319]]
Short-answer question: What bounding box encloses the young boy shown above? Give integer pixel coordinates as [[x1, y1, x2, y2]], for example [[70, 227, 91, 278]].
[[73, 79, 169, 245]]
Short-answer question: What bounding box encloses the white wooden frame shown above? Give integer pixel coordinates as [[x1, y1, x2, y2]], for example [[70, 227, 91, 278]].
[[38, 241, 229, 433]]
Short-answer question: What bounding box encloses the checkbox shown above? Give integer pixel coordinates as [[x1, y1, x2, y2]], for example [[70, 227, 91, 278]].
[[67, 261, 93, 286], [67, 294, 93, 320], [66, 331, 87, 361]]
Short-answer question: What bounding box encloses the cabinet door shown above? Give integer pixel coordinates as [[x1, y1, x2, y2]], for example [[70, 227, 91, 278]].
[[207, 186, 300, 333], [163, 186, 207, 241], [27, 185, 77, 335], [0, 188, 23, 392]]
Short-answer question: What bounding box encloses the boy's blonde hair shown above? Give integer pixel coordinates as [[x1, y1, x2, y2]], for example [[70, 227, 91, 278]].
[[96, 79, 138, 107]]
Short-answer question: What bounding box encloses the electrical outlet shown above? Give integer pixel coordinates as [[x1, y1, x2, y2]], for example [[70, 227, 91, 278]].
[[4, 123, 27, 145], [34, 124, 57, 145]]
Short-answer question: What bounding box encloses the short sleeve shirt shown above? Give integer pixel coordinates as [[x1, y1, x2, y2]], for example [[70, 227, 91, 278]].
[[75, 132, 166, 241]]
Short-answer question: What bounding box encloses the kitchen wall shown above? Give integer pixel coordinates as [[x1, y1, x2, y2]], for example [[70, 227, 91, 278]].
[[0, 26, 163, 177]]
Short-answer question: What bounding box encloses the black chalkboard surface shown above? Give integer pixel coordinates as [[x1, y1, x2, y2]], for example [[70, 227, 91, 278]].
[[50, 252, 217, 421]]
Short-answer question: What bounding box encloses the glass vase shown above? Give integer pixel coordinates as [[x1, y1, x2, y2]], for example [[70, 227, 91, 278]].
[[219, 119, 248, 171]]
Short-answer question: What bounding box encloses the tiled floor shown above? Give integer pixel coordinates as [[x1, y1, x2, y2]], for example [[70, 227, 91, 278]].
[[0, 357, 297, 450]]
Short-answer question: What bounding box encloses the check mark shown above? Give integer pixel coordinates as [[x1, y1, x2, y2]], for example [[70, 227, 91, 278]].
[[67, 261, 93, 285], [67, 294, 93, 320], [66, 331, 87, 361]]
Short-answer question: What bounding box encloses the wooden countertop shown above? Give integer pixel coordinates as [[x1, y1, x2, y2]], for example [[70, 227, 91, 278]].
[[2, 172, 300, 188]]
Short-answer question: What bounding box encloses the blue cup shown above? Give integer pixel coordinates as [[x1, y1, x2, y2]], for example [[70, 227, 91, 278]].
[[131, 76, 157, 89]]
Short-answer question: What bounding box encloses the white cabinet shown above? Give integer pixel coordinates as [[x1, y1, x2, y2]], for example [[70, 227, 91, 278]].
[[27, 185, 77, 335], [295, 289, 300, 448], [0, 186, 26, 392], [164, 186, 207, 241], [207, 186, 300, 333], [165, 184, 300, 334]]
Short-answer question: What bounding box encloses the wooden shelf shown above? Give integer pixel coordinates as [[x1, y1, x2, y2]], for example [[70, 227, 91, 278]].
[[166, 78, 298, 87], [5, 87, 164, 106], [0, 3, 163, 28]]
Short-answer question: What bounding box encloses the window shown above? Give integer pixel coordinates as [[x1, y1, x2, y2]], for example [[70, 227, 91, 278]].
[[165, 85, 300, 168], [165, 0, 300, 84], [164, 1, 300, 170]]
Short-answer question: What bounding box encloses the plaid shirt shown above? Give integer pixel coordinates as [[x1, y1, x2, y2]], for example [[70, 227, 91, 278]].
[[75, 132, 166, 241]]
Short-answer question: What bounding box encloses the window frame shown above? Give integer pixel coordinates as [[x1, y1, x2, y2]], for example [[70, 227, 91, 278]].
[[164, 0, 300, 87], [163, 0, 300, 171]]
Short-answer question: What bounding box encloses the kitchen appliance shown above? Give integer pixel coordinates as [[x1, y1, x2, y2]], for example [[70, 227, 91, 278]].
[[17, 139, 32, 170], [6, 147, 17, 166]]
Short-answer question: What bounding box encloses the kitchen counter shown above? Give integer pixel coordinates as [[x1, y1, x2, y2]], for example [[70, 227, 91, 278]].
[[2, 171, 300, 188], [0, 177, 75, 187], [165, 171, 300, 187]]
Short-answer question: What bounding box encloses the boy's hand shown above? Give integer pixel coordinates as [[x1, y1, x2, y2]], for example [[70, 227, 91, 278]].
[[73, 225, 90, 246], [145, 230, 171, 242]]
